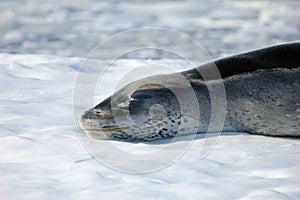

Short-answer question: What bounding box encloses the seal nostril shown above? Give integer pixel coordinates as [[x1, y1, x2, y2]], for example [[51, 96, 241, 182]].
[[93, 110, 105, 116]]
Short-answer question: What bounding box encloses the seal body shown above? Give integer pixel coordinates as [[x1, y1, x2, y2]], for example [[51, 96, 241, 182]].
[[220, 67, 299, 136], [80, 42, 300, 141]]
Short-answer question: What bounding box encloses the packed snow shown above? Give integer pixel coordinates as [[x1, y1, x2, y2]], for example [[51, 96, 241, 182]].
[[1, 53, 300, 199], [0, 0, 300, 199]]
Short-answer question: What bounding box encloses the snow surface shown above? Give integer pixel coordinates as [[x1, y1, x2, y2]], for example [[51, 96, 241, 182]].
[[0, 0, 300, 199], [0, 54, 300, 200]]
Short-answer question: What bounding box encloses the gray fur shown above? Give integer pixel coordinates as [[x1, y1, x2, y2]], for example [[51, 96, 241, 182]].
[[80, 42, 300, 141]]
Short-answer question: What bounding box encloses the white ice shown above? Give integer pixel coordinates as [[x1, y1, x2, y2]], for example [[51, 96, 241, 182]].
[[0, 54, 299, 200]]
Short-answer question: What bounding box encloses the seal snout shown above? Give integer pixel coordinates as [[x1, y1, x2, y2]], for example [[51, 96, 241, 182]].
[[79, 109, 110, 140], [80, 107, 128, 140], [80, 109, 100, 130]]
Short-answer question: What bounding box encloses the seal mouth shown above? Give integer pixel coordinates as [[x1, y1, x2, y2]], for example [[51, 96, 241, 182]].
[[84, 126, 130, 133], [81, 125, 131, 140]]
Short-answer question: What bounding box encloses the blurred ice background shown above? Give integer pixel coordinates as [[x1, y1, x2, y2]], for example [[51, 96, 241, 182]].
[[0, 0, 300, 199], [0, 0, 299, 58]]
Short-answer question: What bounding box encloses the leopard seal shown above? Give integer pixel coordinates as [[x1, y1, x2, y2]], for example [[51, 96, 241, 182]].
[[80, 42, 300, 141]]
